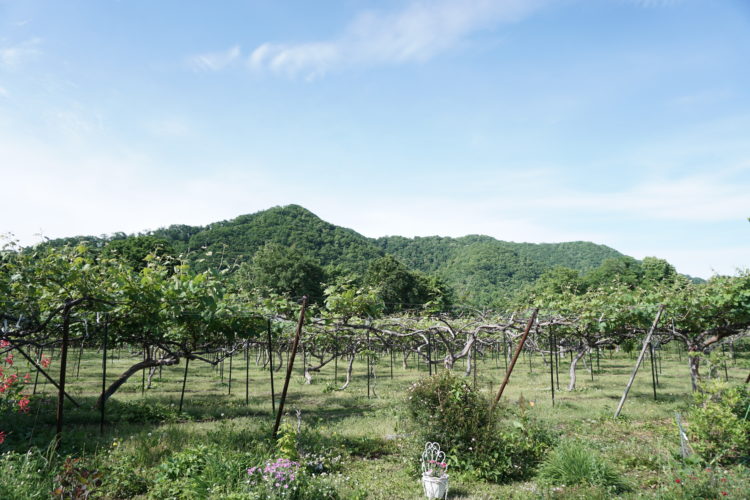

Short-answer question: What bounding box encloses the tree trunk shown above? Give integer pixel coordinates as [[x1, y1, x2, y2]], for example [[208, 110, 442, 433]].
[[567, 348, 587, 391], [338, 354, 356, 390], [689, 354, 701, 392], [95, 356, 178, 408], [402, 350, 410, 369]]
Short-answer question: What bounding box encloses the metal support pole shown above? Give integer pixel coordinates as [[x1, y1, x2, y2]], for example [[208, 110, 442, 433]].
[[491, 309, 539, 411], [273, 297, 307, 439], [614, 305, 665, 418]]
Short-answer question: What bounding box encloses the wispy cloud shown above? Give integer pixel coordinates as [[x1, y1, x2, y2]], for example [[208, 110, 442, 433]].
[[214, 0, 546, 79], [536, 169, 750, 222], [188, 44, 241, 71], [0, 38, 42, 69]]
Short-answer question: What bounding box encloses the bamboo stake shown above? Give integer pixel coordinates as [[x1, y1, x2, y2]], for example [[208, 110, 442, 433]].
[[614, 305, 665, 418]]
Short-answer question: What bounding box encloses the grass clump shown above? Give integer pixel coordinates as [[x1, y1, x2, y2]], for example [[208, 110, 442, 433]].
[[537, 440, 629, 493]]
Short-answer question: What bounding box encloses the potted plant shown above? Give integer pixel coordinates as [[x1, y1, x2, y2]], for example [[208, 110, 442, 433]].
[[421, 442, 449, 499]]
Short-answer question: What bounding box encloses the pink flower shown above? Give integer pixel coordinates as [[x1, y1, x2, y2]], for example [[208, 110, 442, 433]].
[[18, 397, 30, 413], [0, 431, 6, 444]]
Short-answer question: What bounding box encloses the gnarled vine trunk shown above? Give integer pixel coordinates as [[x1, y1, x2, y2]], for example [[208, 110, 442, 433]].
[[567, 348, 588, 391], [95, 356, 179, 408]]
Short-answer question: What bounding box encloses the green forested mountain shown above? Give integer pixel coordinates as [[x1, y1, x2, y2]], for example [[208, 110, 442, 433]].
[[36, 204, 642, 307], [152, 205, 384, 274], [373, 235, 623, 306]]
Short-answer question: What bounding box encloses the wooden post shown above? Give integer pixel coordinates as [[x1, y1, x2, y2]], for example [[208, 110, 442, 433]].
[[491, 309, 538, 411], [179, 355, 190, 413], [272, 297, 307, 439], [649, 343, 658, 400], [55, 303, 73, 450], [427, 331, 432, 376], [549, 328, 555, 407], [614, 305, 665, 418], [245, 341, 250, 406], [100, 315, 107, 434], [366, 325, 371, 399], [472, 340, 477, 390], [228, 350, 233, 395], [267, 319, 275, 413]]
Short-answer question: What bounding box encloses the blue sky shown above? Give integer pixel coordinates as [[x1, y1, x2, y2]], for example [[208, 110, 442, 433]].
[[1, 0, 748, 278]]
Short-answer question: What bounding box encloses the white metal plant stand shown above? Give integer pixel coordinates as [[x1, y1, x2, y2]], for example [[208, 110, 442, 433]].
[[421, 442, 449, 499]]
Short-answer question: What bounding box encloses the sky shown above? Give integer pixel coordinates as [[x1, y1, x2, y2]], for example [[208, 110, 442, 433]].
[[1, 0, 749, 279]]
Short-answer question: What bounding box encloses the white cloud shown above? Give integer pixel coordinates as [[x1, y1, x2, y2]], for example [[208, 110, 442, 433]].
[[0, 38, 42, 69], [245, 0, 545, 78], [188, 44, 241, 71]]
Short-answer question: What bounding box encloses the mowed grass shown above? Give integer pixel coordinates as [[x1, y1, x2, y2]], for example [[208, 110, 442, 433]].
[[6, 342, 750, 499]]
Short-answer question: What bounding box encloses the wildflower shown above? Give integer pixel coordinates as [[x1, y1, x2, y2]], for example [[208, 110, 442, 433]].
[[721, 492, 728, 496], [0, 431, 6, 444], [675, 479, 681, 484], [18, 397, 30, 413]]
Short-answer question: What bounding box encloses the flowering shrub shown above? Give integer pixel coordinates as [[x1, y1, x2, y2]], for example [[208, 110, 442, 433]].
[[247, 458, 300, 495], [660, 466, 747, 499], [246, 458, 339, 499], [0, 340, 41, 446]]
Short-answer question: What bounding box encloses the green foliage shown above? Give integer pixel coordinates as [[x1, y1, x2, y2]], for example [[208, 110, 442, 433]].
[[363, 255, 445, 313], [100, 453, 150, 498], [689, 382, 750, 465], [0, 449, 53, 499], [151, 444, 247, 499], [406, 371, 555, 483], [406, 371, 489, 454], [246, 458, 340, 499], [276, 420, 299, 461], [52, 457, 102, 499], [657, 466, 746, 499], [102, 235, 176, 270], [236, 241, 326, 303], [106, 400, 187, 423], [537, 440, 630, 493]]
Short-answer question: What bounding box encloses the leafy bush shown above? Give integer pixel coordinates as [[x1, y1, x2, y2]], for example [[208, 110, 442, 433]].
[[537, 440, 629, 493], [406, 371, 555, 482], [52, 457, 102, 499], [689, 382, 750, 465]]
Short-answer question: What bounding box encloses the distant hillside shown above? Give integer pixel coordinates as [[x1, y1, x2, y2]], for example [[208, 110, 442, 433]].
[[152, 205, 384, 274], [38, 204, 635, 307], [373, 235, 623, 305]]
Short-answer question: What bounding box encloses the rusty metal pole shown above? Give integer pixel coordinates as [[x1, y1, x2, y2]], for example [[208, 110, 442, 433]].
[[491, 308, 538, 411], [272, 297, 307, 439]]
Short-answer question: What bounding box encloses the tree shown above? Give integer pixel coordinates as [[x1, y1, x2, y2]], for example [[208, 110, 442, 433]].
[[235, 242, 325, 303], [102, 235, 176, 270]]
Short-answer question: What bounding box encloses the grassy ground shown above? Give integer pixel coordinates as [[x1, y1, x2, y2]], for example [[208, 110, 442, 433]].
[[2, 343, 749, 498]]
